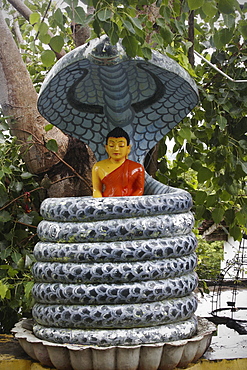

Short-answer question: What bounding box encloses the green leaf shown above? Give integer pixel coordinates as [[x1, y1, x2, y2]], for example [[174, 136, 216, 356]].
[[30, 40, 37, 53], [38, 22, 49, 36], [218, 0, 235, 14], [0, 281, 8, 299], [93, 19, 101, 37], [217, 115, 227, 129], [184, 156, 193, 167], [122, 20, 135, 34], [20, 172, 33, 179], [197, 167, 213, 183], [224, 208, 235, 225], [86, 14, 94, 25], [229, 225, 242, 241], [239, 160, 247, 174], [151, 33, 164, 47], [220, 190, 232, 201], [15, 229, 29, 240], [124, 7, 136, 17], [0, 120, 9, 131], [225, 182, 238, 195], [7, 266, 18, 277], [205, 94, 215, 101], [29, 12, 40, 24], [0, 265, 10, 270], [0, 211, 11, 223], [160, 26, 173, 46], [0, 247, 11, 260], [54, 8, 64, 26], [212, 207, 224, 224], [196, 204, 206, 219], [173, 0, 182, 15], [122, 36, 139, 57], [50, 35, 64, 53], [130, 17, 143, 30], [101, 21, 111, 34], [91, 0, 98, 8], [179, 127, 192, 141], [206, 194, 218, 207], [223, 14, 235, 28], [213, 28, 233, 49], [202, 2, 218, 17], [45, 124, 54, 132], [24, 281, 34, 298], [41, 50, 56, 67], [188, 0, 204, 10], [156, 18, 167, 28], [200, 280, 210, 294], [220, 28, 233, 45], [191, 160, 202, 172], [18, 213, 34, 225], [235, 211, 247, 226], [195, 191, 207, 205], [239, 20, 247, 39], [3, 166, 12, 175], [12, 251, 22, 265], [142, 47, 152, 60], [239, 140, 247, 150], [159, 5, 171, 21], [97, 8, 112, 21], [0, 183, 8, 207], [109, 22, 119, 45], [39, 33, 51, 44], [46, 139, 58, 152], [73, 6, 86, 23]]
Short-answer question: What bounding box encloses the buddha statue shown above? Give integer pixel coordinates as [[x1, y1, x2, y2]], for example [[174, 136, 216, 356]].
[[92, 127, 145, 197]]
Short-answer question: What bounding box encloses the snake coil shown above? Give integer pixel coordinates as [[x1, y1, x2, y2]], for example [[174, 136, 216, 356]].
[[32, 182, 198, 346]]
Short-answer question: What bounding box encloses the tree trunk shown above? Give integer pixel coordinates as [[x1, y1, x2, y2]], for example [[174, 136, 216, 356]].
[[144, 144, 159, 177], [0, 8, 94, 197], [0, 8, 68, 173]]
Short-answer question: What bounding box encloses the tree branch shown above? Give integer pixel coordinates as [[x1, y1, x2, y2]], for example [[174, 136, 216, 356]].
[[7, 0, 66, 59], [188, 10, 195, 67], [0, 175, 77, 212], [7, 0, 32, 20], [12, 127, 92, 190]]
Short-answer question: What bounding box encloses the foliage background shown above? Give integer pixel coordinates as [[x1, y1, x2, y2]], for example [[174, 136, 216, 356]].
[[0, 0, 246, 332], [0, 131, 40, 333]]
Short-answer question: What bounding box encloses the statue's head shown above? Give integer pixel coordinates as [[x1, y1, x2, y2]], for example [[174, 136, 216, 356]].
[[105, 127, 131, 161], [106, 127, 130, 145]]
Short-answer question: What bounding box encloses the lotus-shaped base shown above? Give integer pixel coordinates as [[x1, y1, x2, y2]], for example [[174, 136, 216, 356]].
[[12, 317, 215, 370]]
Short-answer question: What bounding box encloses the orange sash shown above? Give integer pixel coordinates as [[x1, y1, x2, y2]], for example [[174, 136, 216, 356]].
[[102, 159, 145, 197]]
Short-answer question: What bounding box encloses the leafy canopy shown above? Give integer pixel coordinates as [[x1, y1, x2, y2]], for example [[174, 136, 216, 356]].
[[0, 126, 41, 333], [4, 0, 247, 239]]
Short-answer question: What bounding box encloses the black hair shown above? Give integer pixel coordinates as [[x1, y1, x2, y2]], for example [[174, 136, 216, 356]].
[[106, 127, 130, 145]]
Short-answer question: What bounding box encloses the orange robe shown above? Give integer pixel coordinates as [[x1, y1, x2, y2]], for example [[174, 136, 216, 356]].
[[102, 159, 145, 197]]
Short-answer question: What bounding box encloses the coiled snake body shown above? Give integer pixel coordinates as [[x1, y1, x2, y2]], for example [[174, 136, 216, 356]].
[[34, 36, 199, 346]]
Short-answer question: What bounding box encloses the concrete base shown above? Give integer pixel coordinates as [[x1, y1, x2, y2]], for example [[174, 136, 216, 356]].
[[0, 334, 246, 370], [11, 317, 216, 370]]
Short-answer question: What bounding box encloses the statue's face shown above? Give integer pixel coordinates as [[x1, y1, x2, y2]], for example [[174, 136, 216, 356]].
[[105, 137, 131, 161]]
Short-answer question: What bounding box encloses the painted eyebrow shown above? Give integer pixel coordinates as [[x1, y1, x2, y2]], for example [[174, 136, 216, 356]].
[[108, 140, 126, 143]]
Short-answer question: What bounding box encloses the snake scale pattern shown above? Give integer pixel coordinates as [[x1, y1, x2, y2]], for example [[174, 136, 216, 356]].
[[33, 193, 199, 346], [33, 36, 200, 346]]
